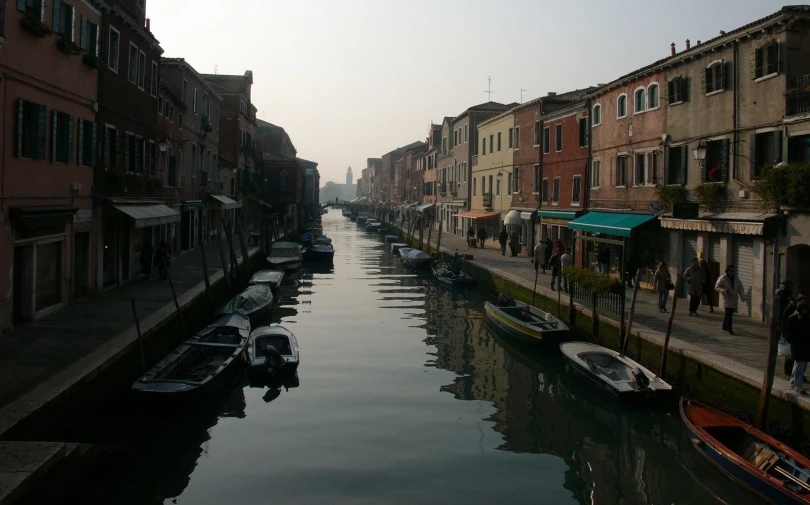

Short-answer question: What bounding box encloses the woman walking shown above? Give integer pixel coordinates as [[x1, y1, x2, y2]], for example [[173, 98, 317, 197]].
[[715, 264, 747, 335], [653, 261, 672, 312], [699, 258, 715, 313], [683, 258, 706, 316]]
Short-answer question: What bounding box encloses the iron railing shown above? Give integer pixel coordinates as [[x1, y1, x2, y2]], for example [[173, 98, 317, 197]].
[[570, 283, 623, 317]]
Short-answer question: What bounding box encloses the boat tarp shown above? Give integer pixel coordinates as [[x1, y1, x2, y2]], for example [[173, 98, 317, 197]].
[[404, 249, 431, 261], [221, 285, 273, 314]]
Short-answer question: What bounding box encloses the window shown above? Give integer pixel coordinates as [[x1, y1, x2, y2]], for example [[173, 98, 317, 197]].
[[158, 96, 163, 116], [138, 51, 146, 89], [667, 145, 687, 185], [17, 0, 45, 21], [754, 42, 781, 79], [280, 171, 290, 192], [634, 88, 646, 113], [453, 130, 457, 147], [512, 166, 520, 193], [617, 94, 627, 118], [108, 27, 120, 72], [496, 177, 500, 196], [77, 119, 97, 167], [634, 152, 647, 185], [705, 61, 726, 94], [616, 155, 628, 186], [668, 76, 686, 104], [541, 178, 549, 201], [489, 134, 494, 154], [572, 176, 582, 204], [150, 61, 158, 97], [488, 175, 493, 196], [15, 99, 47, 159], [592, 104, 601, 125], [473, 177, 476, 196], [543, 127, 550, 154], [147, 141, 156, 176], [703, 139, 730, 182], [79, 17, 99, 56], [481, 175, 486, 194], [591, 160, 601, 188], [169, 104, 174, 123], [53, 0, 75, 40], [127, 43, 138, 83], [167, 155, 177, 187], [532, 164, 541, 193], [751, 131, 783, 179], [552, 178, 560, 203], [52, 110, 74, 163], [648, 151, 659, 185], [442, 136, 447, 154], [497, 132, 502, 151], [508, 172, 513, 193], [508, 128, 513, 149], [193, 89, 198, 115], [555, 124, 562, 152], [648, 83, 659, 109], [579, 117, 588, 147], [514, 126, 520, 149], [533, 121, 540, 145], [105, 126, 117, 168], [464, 124, 468, 143], [182, 80, 188, 103]]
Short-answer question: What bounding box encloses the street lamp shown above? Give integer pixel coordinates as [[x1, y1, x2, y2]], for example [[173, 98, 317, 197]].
[[692, 140, 707, 162], [158, 138, 169, 153]]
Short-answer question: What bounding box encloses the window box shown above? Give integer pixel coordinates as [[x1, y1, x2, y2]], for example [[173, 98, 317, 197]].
[[82, 53, 101, 68], [20, 14, 52, 38], [56, 36, 81, 55]]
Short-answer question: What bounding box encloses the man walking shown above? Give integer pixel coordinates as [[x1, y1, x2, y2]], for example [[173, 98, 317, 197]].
[[477, 227, 487, 249], [715, 265, 747, 335], [509, 229, 520, 257], [549, 250, 562, 291], [560, 248, 573, 292], [700, 258, 715, 313], [498, 226, 508, 256], [684, 258, 706, 316], [786, 300, 810, 395]]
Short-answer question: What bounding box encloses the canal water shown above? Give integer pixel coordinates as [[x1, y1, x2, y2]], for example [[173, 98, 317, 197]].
[[23, 209, 768, 505]]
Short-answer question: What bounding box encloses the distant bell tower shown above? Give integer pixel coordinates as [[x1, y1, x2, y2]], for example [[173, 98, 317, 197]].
[[346, 166, 353, 185]]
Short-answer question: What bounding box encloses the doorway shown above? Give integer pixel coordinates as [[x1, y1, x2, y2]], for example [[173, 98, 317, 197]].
[[73, 232, 91, 299], [13, 245, 35, 323]]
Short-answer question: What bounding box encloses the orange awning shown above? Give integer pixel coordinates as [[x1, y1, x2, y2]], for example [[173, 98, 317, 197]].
[[455, 211, 500, 219]]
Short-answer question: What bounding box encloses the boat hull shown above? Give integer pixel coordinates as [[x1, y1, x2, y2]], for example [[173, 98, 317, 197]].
[[304, 249, 334, 262], [267, 259, 302, 271], [432, 264, 476, 288], [484, 301, 568, 344]]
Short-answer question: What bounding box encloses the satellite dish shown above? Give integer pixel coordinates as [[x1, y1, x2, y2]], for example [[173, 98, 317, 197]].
[[648, 201, 661, 214]]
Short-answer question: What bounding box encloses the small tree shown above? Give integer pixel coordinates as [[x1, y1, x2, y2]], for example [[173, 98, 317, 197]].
[[755, 163, 810, 209]]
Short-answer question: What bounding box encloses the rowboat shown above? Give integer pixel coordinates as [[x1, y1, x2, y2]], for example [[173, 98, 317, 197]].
[[432, 261, 476, 288], [681, 398, 810, 504], [391, 243, 408, 255], [249, 270, 285, 295], [356, 213, 368, 224], [365, 221, 381, 231], [247, 325, 300, 376], [401, 248, 432, 268], [304, 243, 335, 262], [132, 313, 250, 398], [560, 341, 672, 400], [484, 295, 568, 344], [385, 234, 399, 242], [219, 284, 274, 324], [267, 241, 303, 271]]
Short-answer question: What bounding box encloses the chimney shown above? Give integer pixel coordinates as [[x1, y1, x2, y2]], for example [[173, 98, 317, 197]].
[[671, 43, 676, 56], [547, 92, 557, 97], [696, 40, 701, 45], [686, 39, 691, 50], [146, 18, 151, 31]]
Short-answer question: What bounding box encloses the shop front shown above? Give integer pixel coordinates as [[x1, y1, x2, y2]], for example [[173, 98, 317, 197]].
[[180, 200, 202, 251], [455, 211, 500, 244], [206, 194, 240, 242]]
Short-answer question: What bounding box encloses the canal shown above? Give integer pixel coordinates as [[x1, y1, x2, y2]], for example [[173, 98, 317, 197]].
[[20, 209, 767, 505]]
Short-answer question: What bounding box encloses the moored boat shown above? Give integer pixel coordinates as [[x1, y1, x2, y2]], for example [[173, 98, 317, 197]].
[[342, 210, 352, 217], [484, 295, 569, 344], [401, 248, 432, 268], [304, 243, 335, 262], [249, 270, 285, 295], [356, 213, 368, 224], [385, 234, 399, 242], [132, 313, 250, 398], [391, 243, 408, 255], [432, 261, 476, 288], [365, 220, 381, 231], [560, 341, 672, 399], [247, 325, 300, 376], [267, 241, 304, 271], [681, 398, 810, 504], [219, 284, 274, 324]]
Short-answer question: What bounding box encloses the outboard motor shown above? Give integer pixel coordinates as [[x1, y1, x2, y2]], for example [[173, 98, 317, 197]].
[[631, 367, 650, 390], [263, 344, 284, 375], [497, 293, 516, 307]]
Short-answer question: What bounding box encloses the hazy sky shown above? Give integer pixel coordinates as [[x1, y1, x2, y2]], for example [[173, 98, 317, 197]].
[[149, 0, 787, 186]]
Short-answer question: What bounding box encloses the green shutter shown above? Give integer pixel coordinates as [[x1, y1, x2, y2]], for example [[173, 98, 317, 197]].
[[774, 130, 783, 164], [52, 0, 60, 33], [720, 138, 730, 182], [67, 115, 74, 163], [749, 132, 757, 178], [776, 42, 783, 74], [680, 145, 688, 185], [80, 16, 88, 52], [51, 110, 58, 162], [17, 0, 25, 12], [90, 123, 97, 167], [77, 118, 84, 165], [36, 104, 46, 159], [663, 146, 669, 184], [666, 79, 673, 103], [16, 99, 24, 158], [69, 5, 75, 42], [93, 23, 100, 56]]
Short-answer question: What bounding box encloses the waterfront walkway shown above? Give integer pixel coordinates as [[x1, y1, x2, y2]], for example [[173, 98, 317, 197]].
[[409, 225, 809, 409], [0, 239, 257, 438]]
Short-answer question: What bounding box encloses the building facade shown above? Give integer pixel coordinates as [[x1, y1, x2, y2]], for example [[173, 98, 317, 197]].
[[471, 110, 515, 240]]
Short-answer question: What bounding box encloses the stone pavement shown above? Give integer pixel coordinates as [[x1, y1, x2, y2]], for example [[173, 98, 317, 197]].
[[409, 225, 809, 409], [0, 238, 257, 437]]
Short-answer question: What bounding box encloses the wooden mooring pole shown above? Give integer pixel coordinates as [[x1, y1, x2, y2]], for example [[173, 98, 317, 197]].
[[235, 217, 252, 278], [215, 235, 232, 294], [131, 299, 145, 371], [163, 257, 189, 337], [659, 276, 681, 378], [436, 219, 443, 256], [621, 268, 643, 356], [199, 241, 215, 311]]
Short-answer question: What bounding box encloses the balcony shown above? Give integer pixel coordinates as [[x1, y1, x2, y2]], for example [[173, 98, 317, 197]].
[[482, 192, 493, 208], [787, 75, 810, 116]]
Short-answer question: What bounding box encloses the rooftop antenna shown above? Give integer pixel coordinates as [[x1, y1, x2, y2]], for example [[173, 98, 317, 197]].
[[484, 76, 495, 101], [214, 64, 218, 75], [520, 89, 528, 103]]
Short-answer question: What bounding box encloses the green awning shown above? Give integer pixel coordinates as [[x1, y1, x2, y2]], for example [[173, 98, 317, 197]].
[[568, 211, 657, 237], [537, 210, 577, 220], [414, 203, 435, 212]]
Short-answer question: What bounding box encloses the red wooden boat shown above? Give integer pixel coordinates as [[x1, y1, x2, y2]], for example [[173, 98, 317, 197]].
[[680, 398, 810, 504]]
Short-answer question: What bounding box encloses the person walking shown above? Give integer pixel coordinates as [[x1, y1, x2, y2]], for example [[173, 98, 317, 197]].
[[549, 251, 562, 291], [498, 226, 508, 256], [699, 259, 715, 313], [715, 265, 747, 335], [543, 237, 554, 273], [156, 240, 172, 281], [785, 300, 810, 395], [684, 258, 706, 316], [652, 261, 672, 312], [509, 230, 520, 257], [782, 289, 805, 377], [553, 239, 564, 256], [140, 240, 154, 280], [467, 225, 476, 249], [477, 226, 487, 249], [597, 246, 610, 274], [560, 248, 573, 292]]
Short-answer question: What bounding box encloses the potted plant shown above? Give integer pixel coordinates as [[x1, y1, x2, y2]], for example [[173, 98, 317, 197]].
[[20, 14, 52, 38], [693, 181, 727, 213], [82, 53, 101, 69], [57, 36, 82, 55]]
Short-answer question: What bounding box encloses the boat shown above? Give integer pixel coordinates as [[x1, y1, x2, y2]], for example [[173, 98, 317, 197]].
[[266, 241, 304, 271], [385, 235, 399, 242], [432, 261, 476, 288], [349, 215, 357, 222], [560, 341, 672, 399], [219, 284, 274, 323], [391, 243, 409, 255], [680, 398, 810, 503], [342, 210, 352, 217], [132, 313, 250, 398], [356, 213, 368, 224], [247, 325, 300, 376], [249, 270, 285, 295], [314, 235, 332, 244], [365, 221, 381, 231], [401, 248, 432, 268], [304, 243, 335, 262], [484, 295, 569, 344], [377, 226, 389, 234]]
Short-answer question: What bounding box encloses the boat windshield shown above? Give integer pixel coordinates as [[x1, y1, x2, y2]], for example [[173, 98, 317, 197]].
[[254, 335, 293, 355]]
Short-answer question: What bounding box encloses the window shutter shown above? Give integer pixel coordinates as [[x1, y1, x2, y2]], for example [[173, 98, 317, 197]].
[[90, 123, 97, 167], [701, 149, 707, 182], [749, 132, 757, 178], [666, 80, 673, 103], [67, 115, 74, 163], [17, 0, 25, 12], [679, 146, 688, 185], [51, 110, 58, 162], [720, 139, 730, 182], [663, 146, 669, 185], [80, 16, 88, 51], [39, 0, 46, 23], [77, 118, 84, 165], [774, 130, 783, 164], [52, 0, 60, 33], [702, 67, 708, 93], [69, 5, 75, 41], [719, 61, 727, 90], [752, 49, 760, 79], [124, 136, 130, 171], [16, 99, 24, 158], [776, 42, 783, 74], [94, 23, 100, 56]]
